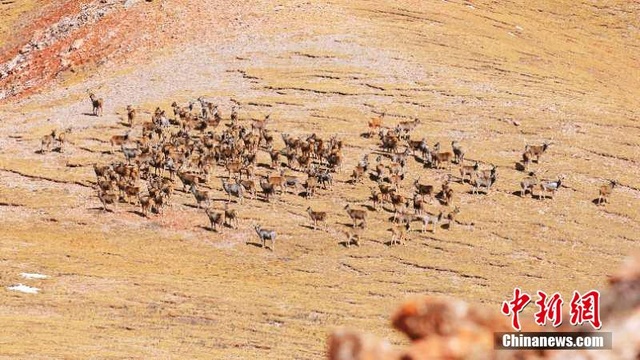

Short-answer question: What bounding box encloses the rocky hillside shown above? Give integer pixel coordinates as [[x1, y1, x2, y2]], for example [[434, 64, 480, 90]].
[[0, 1, 638, 358]]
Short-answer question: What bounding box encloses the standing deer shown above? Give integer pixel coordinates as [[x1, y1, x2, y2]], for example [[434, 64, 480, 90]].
[[89, 93, 104, 116], [596, 180, 617, 206], [306, 207, 328, 230], [126, 105, 136, 126], [41, 130, 56, 153], [254, 225, 277, 251], [344, 204, 367, 228]]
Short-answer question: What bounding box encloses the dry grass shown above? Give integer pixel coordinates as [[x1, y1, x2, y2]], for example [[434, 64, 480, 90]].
[[0, 0, 639, 358]]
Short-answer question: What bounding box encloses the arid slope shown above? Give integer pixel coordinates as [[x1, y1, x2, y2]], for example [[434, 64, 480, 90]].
[[0, 0, 638, 358]]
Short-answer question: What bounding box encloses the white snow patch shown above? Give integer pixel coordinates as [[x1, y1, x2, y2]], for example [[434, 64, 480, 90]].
[[7, 284, 40, 294], [20, 273, 48, 280]]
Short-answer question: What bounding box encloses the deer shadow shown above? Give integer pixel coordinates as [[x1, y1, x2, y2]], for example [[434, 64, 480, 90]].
[[128, 210, 147, 218], [88, 206, 113, 213], [339, 240, 361, 248], [245, 241, 272, 250]]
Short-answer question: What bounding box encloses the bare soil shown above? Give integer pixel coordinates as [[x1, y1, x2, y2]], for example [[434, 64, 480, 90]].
[[0, 0, 638, 358]]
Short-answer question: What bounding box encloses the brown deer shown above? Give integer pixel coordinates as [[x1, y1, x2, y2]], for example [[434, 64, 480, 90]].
[[205, 208, 225, 233], [344, 204, 367, 228], [224, 203, 239, 229], [126, 105, 136, 126], [596, 180, 617, 206], [41, 130, 56, 153], [390, 223, 410, 246], [89, 93, 104, 116], [525, 142, 549, 163], [306, 207, 328, 230]]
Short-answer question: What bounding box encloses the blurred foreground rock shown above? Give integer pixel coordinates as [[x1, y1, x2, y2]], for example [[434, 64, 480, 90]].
[[329, 253, 639, 360]]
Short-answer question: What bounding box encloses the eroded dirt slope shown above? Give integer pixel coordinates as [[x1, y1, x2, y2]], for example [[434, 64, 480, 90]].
[[0, 0, 639, 358]]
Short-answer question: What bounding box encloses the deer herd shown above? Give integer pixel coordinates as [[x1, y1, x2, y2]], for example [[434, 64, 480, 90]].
[[36, 93, 621, 250]]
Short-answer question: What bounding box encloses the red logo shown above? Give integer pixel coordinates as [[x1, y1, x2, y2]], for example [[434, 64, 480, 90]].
[[534, 291, 563, 327], [502, 289, 601, 331], [501, 288, 531, 331], [569, 290, 602, 329]]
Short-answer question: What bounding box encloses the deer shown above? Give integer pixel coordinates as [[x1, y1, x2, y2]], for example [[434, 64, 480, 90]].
[[260, 178, 276, 202], [224, 203, 239, 229], [459, 162, 478, 184], [98, 190, 118, 212], [351, 163, 367, 184], [121, 144, 140, 164], [152, 191, 167, 216], [397, 118, 420, 134], [123, 184, 141, 205], [472, 171, 497, 195], [477, 164, 497, 181], [55, 128, 72, 152], [93, 163, 112, 180], [373, 157, 386, 183], [267, 172, 286, 194], [445, 207, 460, 229], [537, 176, 564, 200], [522, 149, 533, 171], [430, 149, 453, 169], [238, 163, 255, 180], [230, 105, 238, 125], [306, 207, 328, 230], [205, 208, 225, 232], [251, 114, 270, 134], [126, 105, 136, 126], [343, 223, 364, 248], [596, 180, 617, 206], [408, 138, 428, 156], [221, 178, 244, 204], [370, 188, 383, 211], [414, 178, 434, 202], [525, 142, 549, 163], [421, 212, 444, 233], [316, 169, 333, 190], [442, 186, 454, 206], [177, 171, 203, 192], [225, 160, 243, 180], [412, 194, 426, 216], [520, 172, 538, 197], [41, 130, 56, 153], [97, 178, 116, 193], [254, 225, 276, 251], [138, 194, 154, 217], [89, 93, 104, 116], [344, 204, 367, 228], [269, 148, 281, 170], [305, 174, 318, 199], [190, 184, 212, 209], [390, 192, 407, 220], [237, 179, 257, 200], [110, 131, 131, 151], [368, 111, 385, 137], [390, 223, 410, 246], [451, 141, 465, 164]]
